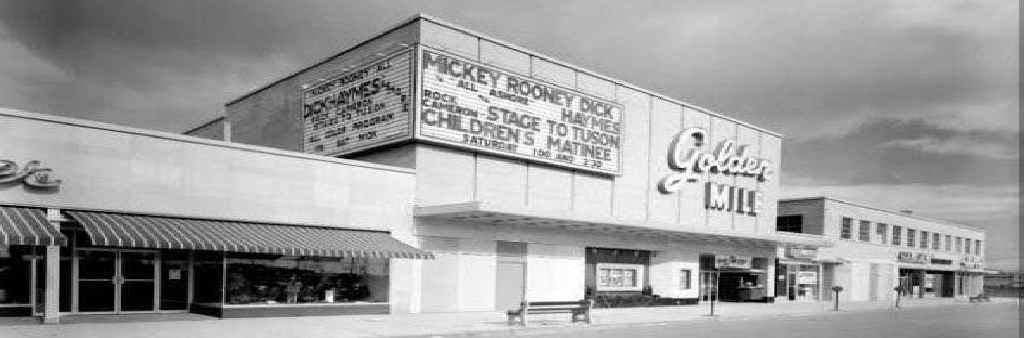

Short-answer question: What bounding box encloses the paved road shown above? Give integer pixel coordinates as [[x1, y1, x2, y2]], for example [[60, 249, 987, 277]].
[[534, 303, 1021, 338]]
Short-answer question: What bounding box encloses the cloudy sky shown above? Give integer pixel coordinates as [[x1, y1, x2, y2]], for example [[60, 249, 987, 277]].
[[0, 1, 1018, 268]]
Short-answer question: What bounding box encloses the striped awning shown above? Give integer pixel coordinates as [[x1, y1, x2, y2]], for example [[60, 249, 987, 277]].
[[0, 205, 66, 246], [65, 210, 432, 259]]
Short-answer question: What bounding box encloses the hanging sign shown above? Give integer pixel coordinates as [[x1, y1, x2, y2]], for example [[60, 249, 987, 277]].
[[301, 50, 413, 157], [795, 271, 818, 285], [0, 159, 61, 188], [418, 49, 623, 175]]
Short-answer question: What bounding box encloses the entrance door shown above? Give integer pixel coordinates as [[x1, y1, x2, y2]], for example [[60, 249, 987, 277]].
[[76, 249, 158, 313]]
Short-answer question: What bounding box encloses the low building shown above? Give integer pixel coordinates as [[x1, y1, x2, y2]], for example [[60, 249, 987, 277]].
[[778, 197, 986, 302]]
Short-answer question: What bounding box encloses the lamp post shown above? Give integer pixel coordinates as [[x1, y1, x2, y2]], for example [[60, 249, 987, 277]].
[[831, 286, 844, 311]]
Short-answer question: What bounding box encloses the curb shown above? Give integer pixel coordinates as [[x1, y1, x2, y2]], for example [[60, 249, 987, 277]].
[[385, 302, 1011, 338]]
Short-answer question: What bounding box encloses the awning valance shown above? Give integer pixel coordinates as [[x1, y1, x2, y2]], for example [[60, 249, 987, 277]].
[[0, 205, 66, 246], [65, 211, 432, 259]]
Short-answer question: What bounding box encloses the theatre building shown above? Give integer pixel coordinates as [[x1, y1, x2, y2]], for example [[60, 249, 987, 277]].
[[0, 14, 833, 324], [214, 14, 828, 313], [777, 197, 986, 302]]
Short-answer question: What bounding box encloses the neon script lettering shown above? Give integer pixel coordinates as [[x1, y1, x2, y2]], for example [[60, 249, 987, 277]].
[[0, 160, 62, 188], [658, 128, 773, 194]]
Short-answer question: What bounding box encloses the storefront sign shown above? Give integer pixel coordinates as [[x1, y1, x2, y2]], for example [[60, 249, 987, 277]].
[[896, 251, 932, 264], [795, 271, 818, 285], [0, 159, 61, 188], [301, 50, 413, 156], [785, 248, 818, 259], [418, 49, 623, 175], [714, 255, 752, 269], [930, 259, 953, 265], [657, 127, 771, 215]]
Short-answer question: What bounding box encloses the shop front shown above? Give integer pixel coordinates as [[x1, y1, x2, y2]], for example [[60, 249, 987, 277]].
[[0, 108, 430, 322], [775, 248, 822, 302]]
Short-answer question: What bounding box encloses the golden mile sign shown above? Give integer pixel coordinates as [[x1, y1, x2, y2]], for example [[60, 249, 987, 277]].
[[658, 127, 772, 216]]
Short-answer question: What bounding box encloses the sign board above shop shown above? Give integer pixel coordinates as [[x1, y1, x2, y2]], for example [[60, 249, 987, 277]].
[[301, 51, 414, 157], [417, 48, 624, 174], [299, 47, 624, 175]]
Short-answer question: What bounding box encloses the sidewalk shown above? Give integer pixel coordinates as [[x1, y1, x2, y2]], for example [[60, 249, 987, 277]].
[[0, 298, 1015, 338]]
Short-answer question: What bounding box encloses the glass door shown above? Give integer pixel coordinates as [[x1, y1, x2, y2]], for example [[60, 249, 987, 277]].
[[76, 249, 158, 313], [77, 250, 117, 312], [119, 251, 157, 312]]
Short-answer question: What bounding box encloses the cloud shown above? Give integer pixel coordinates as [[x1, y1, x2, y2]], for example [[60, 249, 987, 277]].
[[880, 136, 1019, 160]]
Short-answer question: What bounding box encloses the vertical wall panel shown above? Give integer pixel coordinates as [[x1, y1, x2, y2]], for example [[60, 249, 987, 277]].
[[531, 57, 576, 89], [526, 165, 573, 213], [678, 108, 711, 228], [647, 98, 682, 225], [525, 244, 585, 301], [420, 21, 479, 60], [479, 40, 531, 74], [418, 236, 461, 312], [457, 238, 497, 311], [706, 117, 737, 230], [611, 87, 650, 223], [476, 155, 528, 209], [416, 145, 476, 206], [572, 172, 613, 218], [576, 72, 616, 98], [733, 125, 761, 233], [759, 135, 782, 233]]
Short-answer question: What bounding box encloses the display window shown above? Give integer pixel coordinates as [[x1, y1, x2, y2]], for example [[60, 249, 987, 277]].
[[225, 253, 389, 305], [595, 263, 643, 291], [0, 245, 33, 305]]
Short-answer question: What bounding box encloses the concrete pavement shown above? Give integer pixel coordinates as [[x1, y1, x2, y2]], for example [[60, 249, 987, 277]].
[[0, 298, 1016, 338]]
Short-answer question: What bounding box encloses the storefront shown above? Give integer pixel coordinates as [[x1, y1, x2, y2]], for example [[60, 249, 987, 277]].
[[775, 248, 822, 302], [778, 197, 987, 302], [0, 108, 431, 323]]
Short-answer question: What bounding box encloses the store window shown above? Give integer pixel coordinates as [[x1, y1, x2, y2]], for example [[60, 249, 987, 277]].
[[0, 245, 33, 305], [679, 269, 692, 290], [225, 253, 389, 304], [776, 215, 803, 233], [907, 229, 916, 247], [596, 263, 643, 291], [932, 233, 940, 250], [858, 221, 871, 242], [920, 231, 929, 249], [945, 235, 952, 251], [892, 225, 902, 246], [840, 218, 852, 239], [876, 223, 888, 244]]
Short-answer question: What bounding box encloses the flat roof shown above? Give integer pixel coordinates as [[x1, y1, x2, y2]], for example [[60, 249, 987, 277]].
[[780, 196, 985, 233], [0, 107, 415, 175], [225, 13, 784, 138]]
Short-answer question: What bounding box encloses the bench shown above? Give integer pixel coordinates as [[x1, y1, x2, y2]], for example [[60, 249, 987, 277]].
[[506, 300, 593, 326], [969, 293, 990, 302]]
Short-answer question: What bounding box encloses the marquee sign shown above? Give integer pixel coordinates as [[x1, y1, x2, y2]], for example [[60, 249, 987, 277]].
[[301, 50, 413, 157], [0, 159, 61, 188], [418, 49, 623, 175], [657, 127, 773, 215]]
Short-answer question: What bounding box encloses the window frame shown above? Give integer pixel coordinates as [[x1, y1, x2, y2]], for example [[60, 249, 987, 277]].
[[776, 215, 804, 233], [840, 217, 852, 239], [892, 225, 902, 246], [858, 220, 871, 242], [679, 269, 692, 291], [920, 231, 929, 249], [907, 229, 916, 247]]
